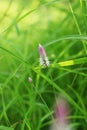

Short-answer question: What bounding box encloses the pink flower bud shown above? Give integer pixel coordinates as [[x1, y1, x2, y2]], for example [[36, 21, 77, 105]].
[[28, 77, 33, 83]]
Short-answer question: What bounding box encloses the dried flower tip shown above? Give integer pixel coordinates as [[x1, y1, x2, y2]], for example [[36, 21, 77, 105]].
[[40, 56, 50, 67], [28, 77, 33, 83]]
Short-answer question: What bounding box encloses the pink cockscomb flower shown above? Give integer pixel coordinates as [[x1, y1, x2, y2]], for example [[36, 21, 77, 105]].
[[50, 96, 71, 130], [39, 44, 50, 67]]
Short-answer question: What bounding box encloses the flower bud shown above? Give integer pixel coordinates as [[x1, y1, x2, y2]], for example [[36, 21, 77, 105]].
[[28, 77, 33, 83]]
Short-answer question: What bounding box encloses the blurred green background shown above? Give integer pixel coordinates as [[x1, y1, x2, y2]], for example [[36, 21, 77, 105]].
[[0, 0, 87, 130]]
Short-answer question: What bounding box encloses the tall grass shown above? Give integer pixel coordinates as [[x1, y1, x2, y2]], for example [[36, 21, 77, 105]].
[[0, 0, 87, 130]]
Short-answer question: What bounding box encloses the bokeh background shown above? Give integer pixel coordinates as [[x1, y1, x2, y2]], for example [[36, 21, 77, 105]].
[[0, 0, 87, 130]]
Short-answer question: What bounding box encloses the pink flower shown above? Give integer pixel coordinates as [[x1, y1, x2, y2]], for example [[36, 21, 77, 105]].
[[38, 44, 50, 67], [50, 96, 71, 130], [55, 97, 69, 125]]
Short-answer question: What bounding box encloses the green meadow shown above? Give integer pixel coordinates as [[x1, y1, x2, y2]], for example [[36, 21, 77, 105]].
[[0, 0, 87, 130]]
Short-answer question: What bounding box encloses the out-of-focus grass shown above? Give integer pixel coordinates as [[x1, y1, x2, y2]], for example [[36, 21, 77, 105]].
[[0, 0, 87, 130]]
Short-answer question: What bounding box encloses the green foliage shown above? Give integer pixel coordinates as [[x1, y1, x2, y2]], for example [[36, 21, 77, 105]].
[[0, 0, 87, 130]]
